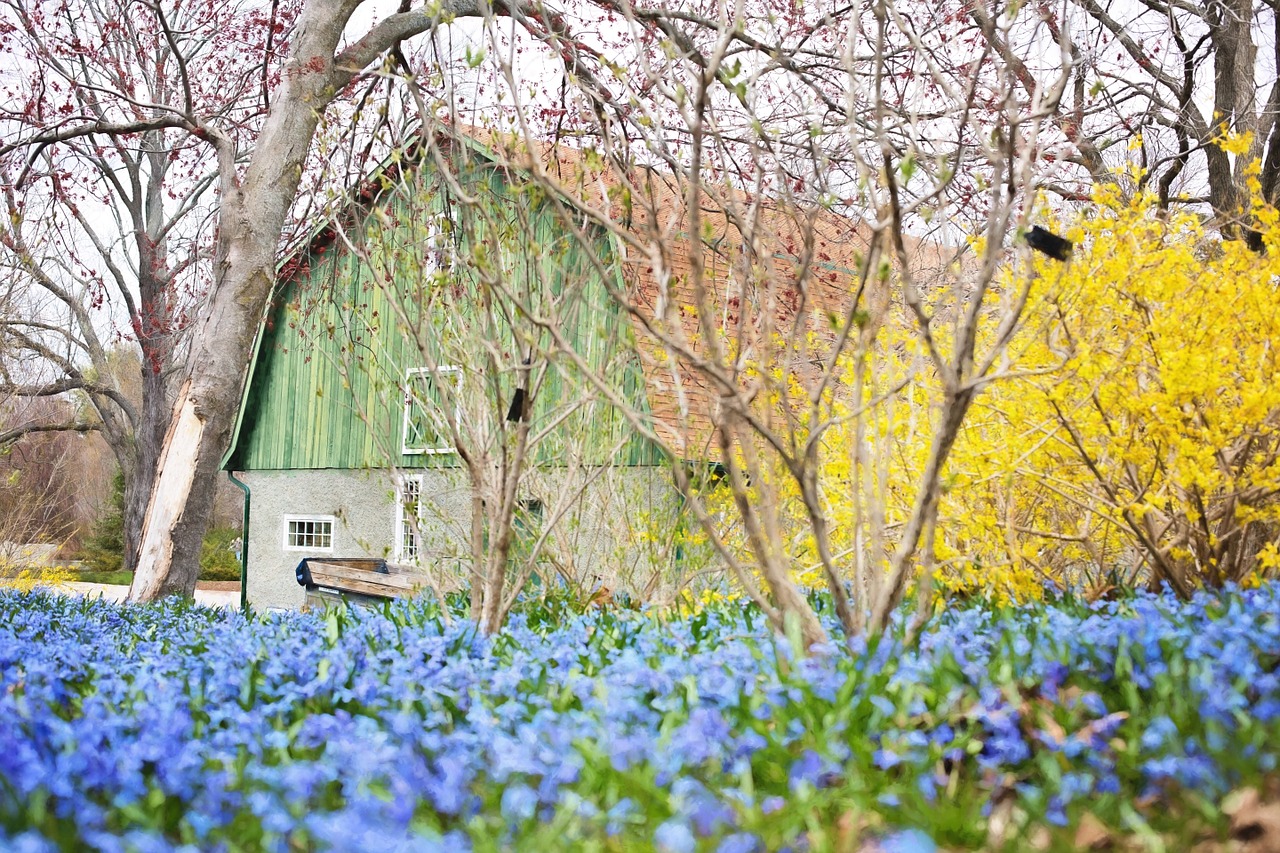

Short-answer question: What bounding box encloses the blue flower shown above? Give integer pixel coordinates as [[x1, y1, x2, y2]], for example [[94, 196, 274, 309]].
[[2, 582, 1279, 849], [880, 828, 936, 853], [717, 832, 761, 853], [1140, 716, 1178, 751], [874, 748, 902, 770], [655, 818, 697, 853], [500, 783, 538, 823]]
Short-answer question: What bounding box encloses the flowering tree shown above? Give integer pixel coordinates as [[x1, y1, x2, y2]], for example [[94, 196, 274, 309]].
[[0, 0, 304, 571]]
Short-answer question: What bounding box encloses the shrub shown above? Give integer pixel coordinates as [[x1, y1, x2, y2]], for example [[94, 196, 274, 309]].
[[79, 468, 125, 573], [942, 171, 1280, 597], [748, 171, 1280, 602], [199, 526, 242, 582]]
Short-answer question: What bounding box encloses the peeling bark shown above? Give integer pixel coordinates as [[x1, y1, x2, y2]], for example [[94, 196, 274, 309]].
[[130, 385, 203, 599]]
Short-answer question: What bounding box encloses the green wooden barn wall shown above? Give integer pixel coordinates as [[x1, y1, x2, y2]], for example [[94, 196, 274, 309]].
[[228, 155, 663, 472]]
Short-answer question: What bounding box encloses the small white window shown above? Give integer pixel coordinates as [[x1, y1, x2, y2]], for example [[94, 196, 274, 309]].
[[283, 515, 335, 552], [402, 366, 462, 455], [395, 475, 424, 562]]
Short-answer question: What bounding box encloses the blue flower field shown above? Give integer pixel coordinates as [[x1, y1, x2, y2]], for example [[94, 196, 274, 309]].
[[1, 585, 1278, 851]]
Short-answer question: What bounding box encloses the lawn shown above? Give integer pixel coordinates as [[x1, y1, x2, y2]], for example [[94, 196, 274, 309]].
[[68, 570, 135, 586], [0, 586, 1277, 851]]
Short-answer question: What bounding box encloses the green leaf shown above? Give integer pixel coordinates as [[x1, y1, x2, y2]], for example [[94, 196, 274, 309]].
[[900, 153, 917, 183]]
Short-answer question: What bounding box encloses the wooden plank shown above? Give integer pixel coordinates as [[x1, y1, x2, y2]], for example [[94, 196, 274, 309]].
[[309, 573, 400, 599], [310, 565, 404, 590], [383, 561, 433, 578], [386, 561, 467, 594], [308, 562, 389, 583], [305, 586, 387, 609], [309, 561, 430, 594], [311, 558, 386, 572]]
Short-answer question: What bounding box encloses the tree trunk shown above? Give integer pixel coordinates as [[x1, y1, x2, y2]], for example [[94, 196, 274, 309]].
[[130, 357, 245, 597], [127, 170, 309, 600], [121, 362, 169, 572], [129, 380, 226, 597], [128, 0, 371, 600], [869, 388, 975, 634]]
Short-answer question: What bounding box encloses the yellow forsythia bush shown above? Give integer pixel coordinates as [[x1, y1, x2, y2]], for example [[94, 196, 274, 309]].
[[938, 178, 1280, 597]]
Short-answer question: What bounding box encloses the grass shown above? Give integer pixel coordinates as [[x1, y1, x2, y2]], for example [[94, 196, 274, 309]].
[[6, 567, 241, 587], [69, 569, 241, 586], [70, 570, 134, 585]]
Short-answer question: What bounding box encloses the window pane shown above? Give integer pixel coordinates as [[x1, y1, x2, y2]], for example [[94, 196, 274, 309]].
[[400, 478, 421, 560], [404, 369, 456, 453], [287, 519, 332, 550]]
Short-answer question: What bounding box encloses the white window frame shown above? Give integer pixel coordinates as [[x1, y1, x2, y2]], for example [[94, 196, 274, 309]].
[[401, 366, 462, 455], [282, 514, 336, 553], [394, 474, 425, 563]]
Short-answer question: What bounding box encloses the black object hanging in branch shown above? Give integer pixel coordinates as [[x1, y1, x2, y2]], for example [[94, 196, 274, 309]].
[[506, 388, 527, 423], [506, 356, 532, 423], [1025, 225, 1073, 261]]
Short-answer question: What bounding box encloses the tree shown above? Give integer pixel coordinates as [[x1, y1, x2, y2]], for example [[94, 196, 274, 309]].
[[420, 0, 1077, 641], [0, 0, 304, 574], [2, 0, 509, 598], [965, 0, 1280, 235], [4, 0, 739, 602], [295, 133, 674, 633]]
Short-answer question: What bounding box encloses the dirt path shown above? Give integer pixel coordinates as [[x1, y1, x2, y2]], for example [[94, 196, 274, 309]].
[[51, 582, 241, 609]]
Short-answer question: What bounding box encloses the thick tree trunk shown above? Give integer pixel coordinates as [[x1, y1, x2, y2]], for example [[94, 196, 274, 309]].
[[129, 381, 222, 598], [132, 262, 280, 599], [1200, 0, 1257, 230], [127, 0, 489, 601], [127, 201, 303, 599], [128, 0, 359, 601], [121, 365, 169, 572]]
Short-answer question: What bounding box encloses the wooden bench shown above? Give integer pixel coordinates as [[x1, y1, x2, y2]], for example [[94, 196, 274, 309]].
[[295, 557, 433, 606]]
